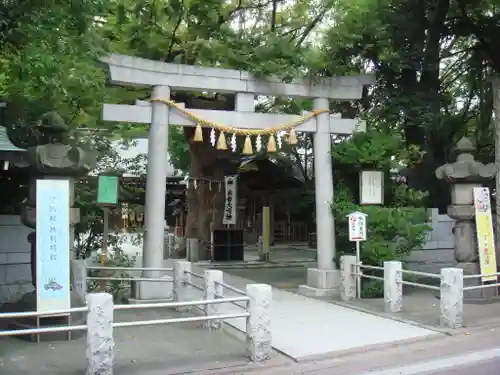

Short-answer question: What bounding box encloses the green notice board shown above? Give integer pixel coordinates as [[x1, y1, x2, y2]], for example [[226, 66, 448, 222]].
[[97, 175, 119, 206]]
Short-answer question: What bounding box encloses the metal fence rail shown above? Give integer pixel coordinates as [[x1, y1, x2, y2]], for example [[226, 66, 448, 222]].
[[340, 255, 488, 330], [216, 281, 246, 296], [0, 260, 273, 373], [87, 277, 172, 282]]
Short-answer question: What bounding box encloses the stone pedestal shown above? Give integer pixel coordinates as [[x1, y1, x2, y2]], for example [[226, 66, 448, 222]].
[[298, 268, 340, 297]]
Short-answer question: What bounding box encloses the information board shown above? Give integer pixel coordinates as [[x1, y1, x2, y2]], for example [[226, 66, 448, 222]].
[[473, 187, 497, 282], [347, 211, 367, 242], [97, 175, 119, 206], [36, 179, 71, 313]]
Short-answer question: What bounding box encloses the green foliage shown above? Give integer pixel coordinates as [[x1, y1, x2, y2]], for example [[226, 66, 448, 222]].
[[331, 129, 431, 298], [168, 126, 190, 173], [87, 249, 137, 303]]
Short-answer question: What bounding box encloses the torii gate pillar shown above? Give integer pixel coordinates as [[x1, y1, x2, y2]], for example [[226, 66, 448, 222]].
[[296, 97, 337, 297], [101, 54, 374, 300]]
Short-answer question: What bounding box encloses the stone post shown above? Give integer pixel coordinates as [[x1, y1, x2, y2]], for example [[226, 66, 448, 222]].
[[71, 259, 87, 299], [246, 284, 272, 362], [384, 261, 403, 313], [142, 85, 170, 295], [436, 138, 497, 301], [86, 293, 114, 375], [298, 98, 338, 297], [173, 260, 191, 311], [440, 268, 464, 328], [340, 255, 356, 301], [203, 270, 224, 330]]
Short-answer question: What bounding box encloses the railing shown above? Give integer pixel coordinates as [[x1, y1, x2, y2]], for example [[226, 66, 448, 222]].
[[340, 255, 467, 329], [0, 260, 273, 373]]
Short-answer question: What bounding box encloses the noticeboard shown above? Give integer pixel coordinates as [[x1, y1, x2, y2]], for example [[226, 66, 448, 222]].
[[36, 179, 71, 313], [97, 175, 119, 206]]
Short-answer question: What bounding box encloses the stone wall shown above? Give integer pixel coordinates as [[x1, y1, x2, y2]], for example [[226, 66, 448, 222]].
[[405, 208, 456, 275], [0, 215, 33, 303]]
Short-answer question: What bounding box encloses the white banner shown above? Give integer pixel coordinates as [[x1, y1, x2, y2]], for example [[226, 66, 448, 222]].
[[36, 179, 71, 313], [223, 175, 238, 225]]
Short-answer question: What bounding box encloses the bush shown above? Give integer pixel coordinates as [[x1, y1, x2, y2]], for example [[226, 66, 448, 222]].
[[87, 249, 137, 303], [331, 185, 431, 297]]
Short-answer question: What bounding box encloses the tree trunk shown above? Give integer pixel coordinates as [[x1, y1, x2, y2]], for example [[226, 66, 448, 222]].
[[181, 96, 236, 261]]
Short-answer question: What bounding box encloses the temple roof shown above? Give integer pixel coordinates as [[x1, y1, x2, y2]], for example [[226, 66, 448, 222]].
[[0, 127, 25, 152]]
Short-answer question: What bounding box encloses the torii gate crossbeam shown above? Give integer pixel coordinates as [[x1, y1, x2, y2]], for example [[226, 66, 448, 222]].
[[101, 54, 374, 300]]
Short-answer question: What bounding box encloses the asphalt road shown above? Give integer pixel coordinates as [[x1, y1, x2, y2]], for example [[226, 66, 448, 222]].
[[428, 357, 500, 375], [358, 347, 500, 375]]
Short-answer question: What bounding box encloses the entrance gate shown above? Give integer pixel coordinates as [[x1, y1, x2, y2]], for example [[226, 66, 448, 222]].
[[101, 54, 374, 298]]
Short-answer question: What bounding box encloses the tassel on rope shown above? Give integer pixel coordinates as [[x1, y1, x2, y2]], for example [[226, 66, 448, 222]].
[[216, 131, 228, 150], [267, 134, 277, 153], [288, 128, 298, 145], [242, 135, 253, 155], [193, 123, 203, 142]]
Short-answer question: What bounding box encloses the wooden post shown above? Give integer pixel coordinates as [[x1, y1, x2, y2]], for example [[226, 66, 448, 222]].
[[261, 206, 270, 261], [100, 207, 109, 292]]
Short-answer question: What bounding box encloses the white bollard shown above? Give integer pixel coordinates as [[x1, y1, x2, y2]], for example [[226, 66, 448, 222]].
[[340, 255, 357, 301], [203, 270, 224, 330], [246, 284, 272, 362], [173, 260, 192, 311], [86, 293, 114, 375], [440, 268, 463, 328], [384, 261, 403, 313]]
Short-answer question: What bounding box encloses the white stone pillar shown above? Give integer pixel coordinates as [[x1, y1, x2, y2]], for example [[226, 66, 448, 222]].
[[246, 284, 272, 362], [142, 86, 170, 280], [440, 268, 463, 328], [384, 261, 403, 313], [313, 97, 335, 270], [86, 293, 114, 375], [340, 255, 356, 301], [203, 269, 224, 330], [298, 98, 338, 297], [173, 260, 191, 311]]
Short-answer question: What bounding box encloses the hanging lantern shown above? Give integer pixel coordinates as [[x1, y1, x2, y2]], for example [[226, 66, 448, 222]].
[[288, 128, 298, 145], [193, 124, 203, 142], [216, 131, 228, 150], [242, 135, 253, 155], [267, 134, 277, 153]]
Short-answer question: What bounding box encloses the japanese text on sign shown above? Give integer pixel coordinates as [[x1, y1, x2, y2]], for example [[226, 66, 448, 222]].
[[223, 176, 238, 225], [473, 187, 497, 282], [36, 179, 71, 313], [347, 211, 367, 242]]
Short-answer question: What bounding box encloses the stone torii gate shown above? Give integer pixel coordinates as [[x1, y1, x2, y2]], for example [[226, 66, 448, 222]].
[[101, 54, 374, 300]]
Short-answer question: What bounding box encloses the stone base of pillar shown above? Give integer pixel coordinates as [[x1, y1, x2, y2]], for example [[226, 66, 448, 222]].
[[458, 262, 499, 302], [297, 268, 340, 297], [130, 277, 173, 303]]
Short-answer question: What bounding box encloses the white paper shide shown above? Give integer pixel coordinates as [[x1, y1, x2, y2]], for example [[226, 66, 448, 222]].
[[223, 175, 238, 225]]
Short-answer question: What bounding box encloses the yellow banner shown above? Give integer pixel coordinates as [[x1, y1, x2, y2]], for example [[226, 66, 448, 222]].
[[473, 187, 497, 282]]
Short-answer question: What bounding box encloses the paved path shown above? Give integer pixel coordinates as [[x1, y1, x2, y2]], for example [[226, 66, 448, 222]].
[[186, 263, 441, 361], [0, 308, 251, 375]]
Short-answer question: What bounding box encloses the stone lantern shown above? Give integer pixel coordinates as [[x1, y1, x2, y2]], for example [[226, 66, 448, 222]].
[[435, 137, 497, 299]]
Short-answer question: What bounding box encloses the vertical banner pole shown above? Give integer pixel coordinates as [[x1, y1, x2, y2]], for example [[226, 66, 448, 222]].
[[356, 241, 361, 298], [100, 207, 109, 291]]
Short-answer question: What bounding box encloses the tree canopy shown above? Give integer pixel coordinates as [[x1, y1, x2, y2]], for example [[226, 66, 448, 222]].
[[2, 0, 500, 264]]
